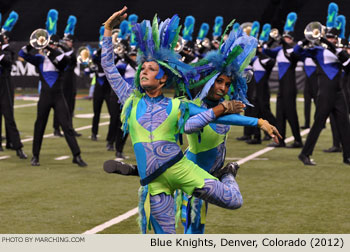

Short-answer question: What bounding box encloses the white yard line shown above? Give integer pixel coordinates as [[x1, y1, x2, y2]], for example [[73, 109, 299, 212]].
[[13, 103, 37, 109], [2, 122, 110, 146], [83, 128, 311, 234], [0, 155, 11, 160], [54, 155, 70, 161], [82, 208, 139, 234]]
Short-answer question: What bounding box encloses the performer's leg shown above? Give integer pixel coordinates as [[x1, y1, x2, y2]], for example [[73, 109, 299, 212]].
[[150, 193, 176, 234]]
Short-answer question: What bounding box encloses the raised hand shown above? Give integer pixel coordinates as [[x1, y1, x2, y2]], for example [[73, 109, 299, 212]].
[[103, 6, 128, 31]]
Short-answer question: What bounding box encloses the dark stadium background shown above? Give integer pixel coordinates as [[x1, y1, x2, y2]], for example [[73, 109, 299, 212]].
[[1, 0, 349, 88]]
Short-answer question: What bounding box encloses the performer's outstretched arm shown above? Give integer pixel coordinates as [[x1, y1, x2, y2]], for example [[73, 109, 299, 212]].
[[101, 37, 134, 105]]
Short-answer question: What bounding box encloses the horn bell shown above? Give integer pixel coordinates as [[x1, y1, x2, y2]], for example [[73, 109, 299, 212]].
[[30, 28, 50, 49]]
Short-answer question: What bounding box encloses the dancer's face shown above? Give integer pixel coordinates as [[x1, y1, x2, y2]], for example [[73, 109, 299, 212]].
[[207, 74, 232, 101], [140, 61, 167, 92]]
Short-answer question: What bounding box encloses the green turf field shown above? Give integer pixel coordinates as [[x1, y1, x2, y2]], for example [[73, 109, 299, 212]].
[[0, 90, 349, 234]]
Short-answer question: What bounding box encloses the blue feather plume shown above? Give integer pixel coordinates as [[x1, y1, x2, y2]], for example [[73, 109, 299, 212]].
[[163, 15, 180, 49], [128, 14, 138, 35], [182, 15, 195, 41], [233, 23, 240, 32], [213, 16, 224, 37], [128, 14, 138, 25], [250, 21, 260, 38], [99, 25, 104, 42], [118, 20, 129, 39], [2, 11, 19, 32], [259, 23, 271, 42], [64, 15, 77, 35], [336, 15, 346, 39], [284, 12, 297, 32], [0, 13, 2, 28], [327, 2, 338, 28], [197, 23, 209, 40], [46, 9, 58, 35]]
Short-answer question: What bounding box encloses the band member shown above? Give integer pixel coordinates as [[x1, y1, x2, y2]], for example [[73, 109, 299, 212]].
[[294, 3, 350, 165], [0, 11, 27, 158], [262, 12, 303, 148], [53, 15, 81, 137], [19, 9, 86, 167]]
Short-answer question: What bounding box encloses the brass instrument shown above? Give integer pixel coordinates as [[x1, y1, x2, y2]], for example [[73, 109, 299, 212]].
[[111, 29, 120, 45], [29, 29, 50, 49], [269, 28, 281, 41], [304, 21, 325, 43], [77, 46, 93, 66], [240, 22, 253, 36], [174, 36, 184, 53]]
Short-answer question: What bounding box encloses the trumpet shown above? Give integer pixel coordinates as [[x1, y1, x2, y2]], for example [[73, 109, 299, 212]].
[[195, 37, 211, 52], [270, 28, 281, 41], [304, 21, 325, 43], [174, 36, 184, 53], [111, 29, 120, 45], [240, 22, 253, 36], [114, 42, 126, 57], [29, 28, 50, 49], [77, 46, 93, 66]]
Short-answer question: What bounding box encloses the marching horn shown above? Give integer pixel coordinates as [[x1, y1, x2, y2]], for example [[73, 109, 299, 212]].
[[304, 21, 325, 42], [270, 28, 281, 41], [77, 46, 92, 66], [29, 29, 50, 49], [240, 22, 253, 36], [174, 36, 184, 53]]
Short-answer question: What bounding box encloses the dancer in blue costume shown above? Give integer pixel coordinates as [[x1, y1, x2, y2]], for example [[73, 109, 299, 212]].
[[176, 20, 282, 234], [101, 7, 281, 234]]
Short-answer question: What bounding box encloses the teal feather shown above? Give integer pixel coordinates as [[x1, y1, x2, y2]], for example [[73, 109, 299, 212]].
[[64, 15, 77, 35], [45, 9, 58, 35], [326, 2, 338, 28], [284, 12, 297, 32], [2, 11, 19, 32], [0, 13, 2, 28], [219, 19, 235, 48]]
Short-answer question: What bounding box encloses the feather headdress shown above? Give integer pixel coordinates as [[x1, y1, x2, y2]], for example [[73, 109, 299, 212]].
[[132, 14, 196, 95], [259, 23, 271, 43], [182, 16, 195, 41], [46, 9, 58, 35], [284, 12, 297, 32], [1, 11, 19, 33], [64, 15, 77, 35], [212, 16, 224, 39], [326, 2, 338, 28], [336, 15, 346, 39], [118, 20, 129, 39], [250, 21, 260, 38], [128, 14, 138, 46], [232, 23, 240, 33], [197, 23, 209, 41], [192, 21, 258, 104]]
